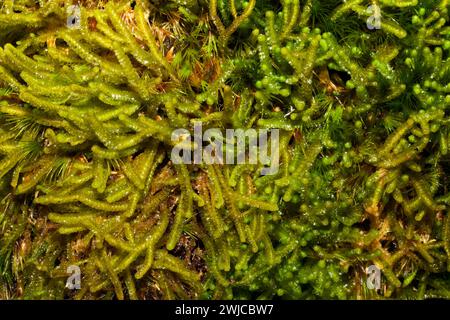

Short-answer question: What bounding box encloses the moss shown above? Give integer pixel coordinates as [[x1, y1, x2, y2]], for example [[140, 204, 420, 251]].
[[0, 0, 449, 300]]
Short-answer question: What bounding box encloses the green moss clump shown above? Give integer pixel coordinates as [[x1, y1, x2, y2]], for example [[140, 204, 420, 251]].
[[0, 0, 449, 300]]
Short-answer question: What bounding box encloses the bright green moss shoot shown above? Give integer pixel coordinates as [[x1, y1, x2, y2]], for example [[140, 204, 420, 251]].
[[0, 0, 449, 300]]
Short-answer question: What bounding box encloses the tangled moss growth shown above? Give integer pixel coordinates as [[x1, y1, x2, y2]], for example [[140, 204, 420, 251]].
[[0, 0, 449, 300]]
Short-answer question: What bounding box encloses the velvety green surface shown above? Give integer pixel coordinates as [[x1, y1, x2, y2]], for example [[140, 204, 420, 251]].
[[0, 0, 449, 299]]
